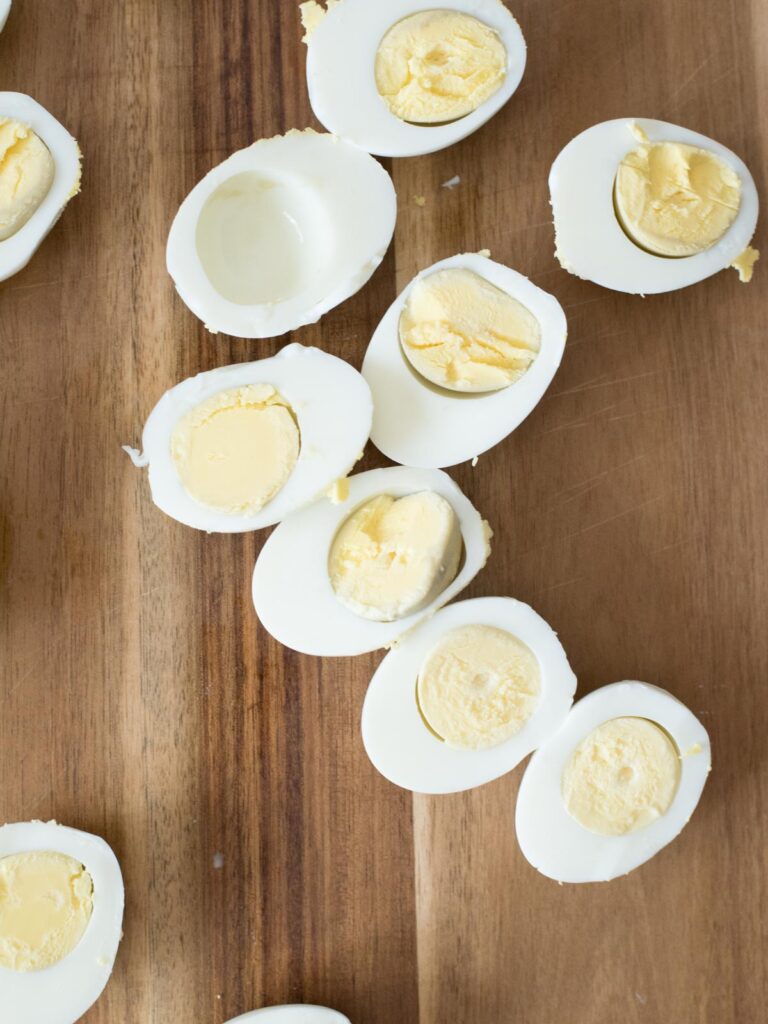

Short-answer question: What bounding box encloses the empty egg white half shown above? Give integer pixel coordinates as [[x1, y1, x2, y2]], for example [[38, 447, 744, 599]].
[[304, 0, 526, 158], [166, 129, 397, 338], [0, 93, 81, 283], [515, 682, 711, 883], [0, 820, 124, 1024], [226, 1008, 350, 1024], [128, 344, 372, 533], [362, 253, 567, 468], [252, 466, 491, 656], [362, 596, 576, 794], [0, 2, 11, 33], [550, 118, 759, 294]]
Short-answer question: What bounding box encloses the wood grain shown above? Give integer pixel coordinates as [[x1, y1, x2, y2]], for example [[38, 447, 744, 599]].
[[0, 1, 766, 1022]]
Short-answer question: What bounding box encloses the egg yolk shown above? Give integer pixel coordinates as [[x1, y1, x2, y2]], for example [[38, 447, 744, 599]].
[[417, 624, 541, 750], [562, 717, 681, 836], [374, 10, 507, 125], [399, 268, 541, 393], [171, 383, 300, 516], [614, 139, 742, 257], [328, 491, 462, 622], [0, 851, 94, 972], [0, 118, 56, 242]]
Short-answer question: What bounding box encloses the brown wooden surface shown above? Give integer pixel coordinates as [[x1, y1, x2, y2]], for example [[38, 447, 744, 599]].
[[1, 1, 767, 1021]]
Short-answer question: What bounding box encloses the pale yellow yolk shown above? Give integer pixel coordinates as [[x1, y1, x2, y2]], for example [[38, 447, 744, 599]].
[[417, 624, 541, 750], [0, 118, 55, 242], [375, 10, 507, 125], [400, 268, 541, 393], [171, 383, 300, 516], [731, 245, 759, 283], [562, 717, 681, 836], [299, 0, 343, 42], [0, 851, 94, 972], [328, 491, 462, 622], [615, 140, 742, 257]]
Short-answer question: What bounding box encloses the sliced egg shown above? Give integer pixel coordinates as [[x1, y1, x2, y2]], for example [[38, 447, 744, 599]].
[[362, 253, 567, 468], [0, 2, 10, 32], [226, 1008, 350, 1024], [550, 118, 759, 294], [128, 344, 372, 533], [166, 129, 396, 338], [253, 466, 491, 656], [303, 0, 526, 158], [362, 596, 576, 794], [515, 682, 711, 883], [0, 820, 124, 1024], [0, 93, 81, 283]]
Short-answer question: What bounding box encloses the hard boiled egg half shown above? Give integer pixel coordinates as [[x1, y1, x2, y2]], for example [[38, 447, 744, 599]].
[[127, 344, 372, 533], [0, 1, 11, 33], [550, 118, 760, 294], [362, 597, 576, 794], [0, 94, 81, 282], [226, 1008, 350, 1024], [302, 0, 526, 158], [515, 682, 711, 883], [0, 820, 124, 1024], [253, 466, 492, 656], [362, 253, 567, 468], [166, 129, 396, 338]]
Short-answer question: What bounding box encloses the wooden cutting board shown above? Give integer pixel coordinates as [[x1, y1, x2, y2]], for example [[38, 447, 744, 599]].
[[1, 1, 766, 1021]]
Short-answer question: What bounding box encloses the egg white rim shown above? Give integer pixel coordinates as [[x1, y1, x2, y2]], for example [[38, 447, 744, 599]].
[[166, 130, 397, 338], [362, 253, 568, 468], [0, 820, 124, 1024], [305, 0, 526, 158], [550, 118, 759, 295], [136, 343, 373, 533], [515, 682, 711, 883], [226, 1007, 350, 1024], [361, 596, 576, 794], [0, 93, 81, 284], [0, 1, 11, 33], [252, 466, 490, 656]]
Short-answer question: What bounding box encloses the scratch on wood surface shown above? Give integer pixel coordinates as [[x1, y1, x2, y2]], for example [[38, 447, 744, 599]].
[[549, 369, 660, 400], [670, 55, 714, 102], [553, 450, 652, 505], [566, 494, 663, 540]]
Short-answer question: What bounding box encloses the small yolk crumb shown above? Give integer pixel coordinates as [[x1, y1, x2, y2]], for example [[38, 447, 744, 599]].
[[731, 245, 759, 283], [0, 118, 55, 241]]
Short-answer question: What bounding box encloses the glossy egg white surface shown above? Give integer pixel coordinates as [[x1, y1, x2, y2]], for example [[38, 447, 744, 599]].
[[0, 1, 11, 33], [363, 253, 567, 468], [0, 93, 81, 283], [226, 1007, 350, 1024], [362, 597, 576, 794], [515, 682, 711, 883], [0, 821, 124, 1024], [550, 118, 759, 294], [166, 129, 396, 338], [131, 344, 372, 533], [305, 0, 526, 158], [253, 466, 491, 656]]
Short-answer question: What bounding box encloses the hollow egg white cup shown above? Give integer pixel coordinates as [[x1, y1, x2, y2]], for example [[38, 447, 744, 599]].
[[225, 1008, 350, 1024]]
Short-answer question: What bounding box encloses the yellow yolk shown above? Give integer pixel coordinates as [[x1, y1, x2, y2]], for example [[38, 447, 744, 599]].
[[171, 383, 300, 515], [375, 10, 507, 124], [0, 118, 56, 241], [328, 491, 462, 622], [0, 851, 94, 972], [417, 624, 541, 750], [615, 140, 742, 257], [731, 245, 759, 283], [400, 268, 541, 393], [299, 0, 343, 42], [562, 717, 681, 836]]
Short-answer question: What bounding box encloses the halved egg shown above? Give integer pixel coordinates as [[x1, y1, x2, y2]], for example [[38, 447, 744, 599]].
[[362, 596, 576, 794], [0, 93, 81, 283], [0, 820, 124, 1024], [226, 1008, 350, 1024], [550, 118, 759, 294], [515, 682, 711, 883], [126, 344, 372, 533], [362, 253, 567, 468], [252, 466, 492, 656], [166, 129, 397, 338], [302, 0, 526, 158], [0, 1, 11, 33]]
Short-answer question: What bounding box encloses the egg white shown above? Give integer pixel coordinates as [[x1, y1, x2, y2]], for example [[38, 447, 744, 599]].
[[166, 129, 396, 338], [304, 0, 526, 158], [362, 596, 576, 794], [515, 682, 711, 883], [129, 344, 373, 533], [0, 820, 124, 1024], [550, 118, 759, 294], [226, 1007, 350, 1024], [0, 1, 11, 32], [0, 93, 81, 283], [362, 253, 567, 468], [253, 466, 491, 656]]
